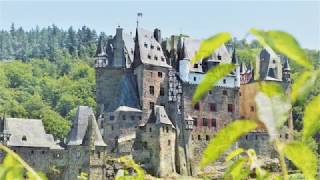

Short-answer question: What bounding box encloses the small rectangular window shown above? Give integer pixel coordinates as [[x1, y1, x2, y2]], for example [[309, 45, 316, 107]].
[[193, 77, 197, 81], [223, 90, 227, 95], [149, 86, 154, 95], [157, 46, 161, 51], [168, 140, 171, 146], [160, 87, 165, 96], [150, 45, 154, 49], [149, 102, 154, 109], [154, 56, 158, 60], [218, 55, 222, 60], [228, 104, 234, 112], [203, 118, 208, 126], [161, 57, 165, 61], [206, 135, 210, 141], [193, 118, 198, 127], [144, 43, 148, 48], [194, 64, 198, 68], [250, 106, 255, 112], [198, 135, 201, 140], [212, 119, 217, 127], [147, 54, 151, 59], [158, 72, 163, 77], [209, 103, 216, 112], [110, 115, 114, 120], [122, 115, 126, 120], [194, 103, 200, 111], [223, 79, 226, 84]]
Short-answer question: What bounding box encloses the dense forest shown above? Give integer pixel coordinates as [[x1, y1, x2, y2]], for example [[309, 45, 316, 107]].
[[0, 24, 319, 140]]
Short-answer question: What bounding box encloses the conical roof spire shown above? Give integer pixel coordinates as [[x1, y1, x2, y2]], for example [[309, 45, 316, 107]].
[[283, 57, 291, 71], [95, 35, 106, 57], [231, 47, 238, 64]]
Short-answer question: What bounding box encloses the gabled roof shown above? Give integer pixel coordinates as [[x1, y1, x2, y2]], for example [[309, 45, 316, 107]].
[[135, 28, 171, 68], [182, 37, 231, 62], [67, 106, 106, 147], [147, 105, 175, 128], [4, 118, 62, 149]]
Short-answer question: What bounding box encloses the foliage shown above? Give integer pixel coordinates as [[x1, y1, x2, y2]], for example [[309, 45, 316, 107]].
[[282, 141, 317, 179], [197, 30, 319, 179], [0, 24, 104, 62], [0, 59, 96, 139], [200, 120, 257, 167], [115, 157, 145, 180], [191, 32, 231, 64], [0, 144, 46, 180]]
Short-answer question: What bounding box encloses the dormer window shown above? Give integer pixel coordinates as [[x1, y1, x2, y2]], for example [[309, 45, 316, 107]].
[[147, 55, 151, 59], [22, 136, 27, 141], [154, 56, 158, 60], [144, 43, 148, 48], [150, 45, 154, 49]]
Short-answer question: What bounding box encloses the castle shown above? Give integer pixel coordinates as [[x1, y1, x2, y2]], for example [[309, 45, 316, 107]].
[[0, 25, 292, 179]]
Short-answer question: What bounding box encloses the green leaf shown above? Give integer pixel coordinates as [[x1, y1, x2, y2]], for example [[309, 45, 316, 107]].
[[225, 148, 244, 162], [3, 154, 22, 168], [258, 81, 284, 97], [250, 29, 313, 69], [224, 157, 250, 180], [291, 70, 318, 103], [255, 92, 291, 140], [200, 120, 257, 167], [282, 141, 317, 180], [303, 95, 320, 140], [191, 32, 232, 64], [192, 63, 235, 103]]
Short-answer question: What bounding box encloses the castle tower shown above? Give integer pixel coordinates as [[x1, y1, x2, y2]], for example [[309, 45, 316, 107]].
[[132, 27, 171, 123], [133, 105, 176, 177], [66, 106, 107, 180]]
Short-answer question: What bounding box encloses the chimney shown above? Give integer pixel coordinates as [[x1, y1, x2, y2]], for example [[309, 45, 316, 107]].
[[116, 26, 123, 39], [154, 28, 161, 43]]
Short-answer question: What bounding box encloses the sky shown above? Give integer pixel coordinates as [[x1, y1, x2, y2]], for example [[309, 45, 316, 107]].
[[0, 1, 320, 49]]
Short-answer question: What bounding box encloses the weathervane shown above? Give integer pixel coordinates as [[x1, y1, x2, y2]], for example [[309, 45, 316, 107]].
[[136, 12, 143, 28]]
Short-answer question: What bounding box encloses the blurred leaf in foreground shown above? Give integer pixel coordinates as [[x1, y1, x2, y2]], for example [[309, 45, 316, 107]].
[[282, 141, 317, 180], [302, 95, 320, 141], [255, 92, 291, 140], [250, 29, 313, 69], [192, 63, 235, 104], [191, 32, 232, 64], [291, 70, 319, 103], [200, 120, 257, 167]]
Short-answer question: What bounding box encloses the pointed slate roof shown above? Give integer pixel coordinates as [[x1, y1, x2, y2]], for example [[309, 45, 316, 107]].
[[147, 105, 175, 128], [95, 36, 106, 57], [231, 48, 238, 64], [134, 28, 171, 68], [283, 57, 291, 71], [67, 106, 106, 147], [4, 118, 62, 149], [240, 63, 247, 74]]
